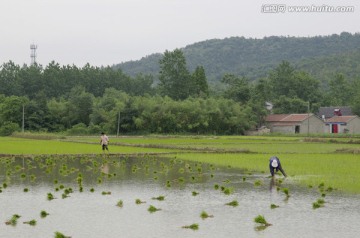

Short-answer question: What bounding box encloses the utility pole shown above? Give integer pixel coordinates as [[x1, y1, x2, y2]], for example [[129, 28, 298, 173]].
[[117, 111, 120, 137], [307, 101, 310, 136], [22, 104, 25, 133]]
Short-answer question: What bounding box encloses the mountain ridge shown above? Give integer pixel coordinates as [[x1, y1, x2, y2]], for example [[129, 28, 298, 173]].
[[114, 32, 360, 83]]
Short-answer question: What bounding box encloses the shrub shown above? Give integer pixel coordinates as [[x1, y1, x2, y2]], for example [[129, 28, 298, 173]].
[[0, 122, 20, 136], [65, 123, 89, 135]]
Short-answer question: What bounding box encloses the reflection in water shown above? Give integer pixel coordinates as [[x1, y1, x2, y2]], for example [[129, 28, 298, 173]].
[[100, 163, 110, 174], [269, 177, 276, 192]]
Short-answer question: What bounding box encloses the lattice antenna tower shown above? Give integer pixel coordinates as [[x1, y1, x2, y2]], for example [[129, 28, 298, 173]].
[[30, 43, 37, 65]]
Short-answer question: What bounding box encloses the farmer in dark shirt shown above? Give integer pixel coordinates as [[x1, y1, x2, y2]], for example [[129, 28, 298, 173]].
[[269, 156, 287, 177]]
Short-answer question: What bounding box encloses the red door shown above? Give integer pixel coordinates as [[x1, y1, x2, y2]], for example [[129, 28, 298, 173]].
[[332, 124, 338, 133]]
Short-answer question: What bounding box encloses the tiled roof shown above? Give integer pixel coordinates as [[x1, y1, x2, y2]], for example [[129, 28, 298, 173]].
[[265, 114, 312, 122], [265, 114, 289, 122], [325, 116, 358, 123], [317, 106, 353, 119]]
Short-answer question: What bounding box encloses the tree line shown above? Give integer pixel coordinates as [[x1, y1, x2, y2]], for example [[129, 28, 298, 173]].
[[0, 48, 359, 135]]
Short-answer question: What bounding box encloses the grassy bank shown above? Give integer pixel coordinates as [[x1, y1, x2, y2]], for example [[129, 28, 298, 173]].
[[0, 137, 175, 155]]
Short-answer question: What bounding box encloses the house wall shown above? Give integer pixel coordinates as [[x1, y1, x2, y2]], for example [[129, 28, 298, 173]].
[[299, 116, 326, 134], [269, 115, 326, 134], [272, 125, 295, 134], [345, 118, 360, 134]]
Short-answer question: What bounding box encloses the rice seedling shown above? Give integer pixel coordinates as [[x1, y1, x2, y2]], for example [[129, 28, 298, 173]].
[[192, 191, 199, 196], [223, 187, 233, 195], [40, 210, 49, 218], [254, 180, 262, 187], [47, 193, 55, 200], [90, 188, 95, 192], [54, 231, 71, 238], [166, 180, 171, 188], [102, 191, 111, 195], [64, 188, 73, 194], [312, 202, 322, 209], [15, 165, 23, 171], [62, 193, 70, 199], [148, 205, 161, 213], [282, 188, 290, 197], [225, 200, 239, 207], [317, 198, 325, 205], [270, 204, 279, 209], [313, 198, 326, 209], [30, 174, 36, 181], [135, 199, 146, 204], [5, 214, 21, 226], [242, 177, 246, 182], [23, 188, 29, 192], [152, 195, 165, 201], [23, 219, 37, 226], [200, 211, 214, 219], [254, 215, 272, 226], [182, 223, 199, 230], [116, 200, 123, 208]]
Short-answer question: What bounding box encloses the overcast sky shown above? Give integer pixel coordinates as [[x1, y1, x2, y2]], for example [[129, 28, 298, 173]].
[[1, 0, 359, 67]]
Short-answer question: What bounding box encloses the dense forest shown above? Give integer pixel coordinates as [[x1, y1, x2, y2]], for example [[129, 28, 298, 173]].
[[114, 32, 360, 85], [1, 33, 360, 136]]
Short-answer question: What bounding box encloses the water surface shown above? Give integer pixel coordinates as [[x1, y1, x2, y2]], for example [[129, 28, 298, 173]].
[[0, 156, 359, 238]]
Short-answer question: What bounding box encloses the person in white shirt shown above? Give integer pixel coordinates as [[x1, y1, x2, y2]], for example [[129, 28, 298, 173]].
[[100, 132, 109, 152]]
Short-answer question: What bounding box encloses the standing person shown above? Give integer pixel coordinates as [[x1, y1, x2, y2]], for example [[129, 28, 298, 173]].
[[269, 156, 287, 177], [100, 132, 109, 153]]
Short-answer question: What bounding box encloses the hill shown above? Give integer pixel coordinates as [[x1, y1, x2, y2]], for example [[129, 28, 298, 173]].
[[114, 32, 360, 84]]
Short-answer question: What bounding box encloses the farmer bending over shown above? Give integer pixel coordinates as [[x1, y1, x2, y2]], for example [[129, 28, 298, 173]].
[[269, 156, 287, 177]]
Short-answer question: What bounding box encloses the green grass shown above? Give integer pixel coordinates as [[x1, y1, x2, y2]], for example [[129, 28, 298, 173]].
[[0, 137, 175, 155], [64, 135, 360, 154]]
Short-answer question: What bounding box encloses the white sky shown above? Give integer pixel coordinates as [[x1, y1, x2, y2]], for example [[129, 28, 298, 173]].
[[1, 0, 359, 67]]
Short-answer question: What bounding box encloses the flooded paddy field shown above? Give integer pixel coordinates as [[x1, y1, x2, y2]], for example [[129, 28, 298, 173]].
[[0, 155, 359, 238]]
